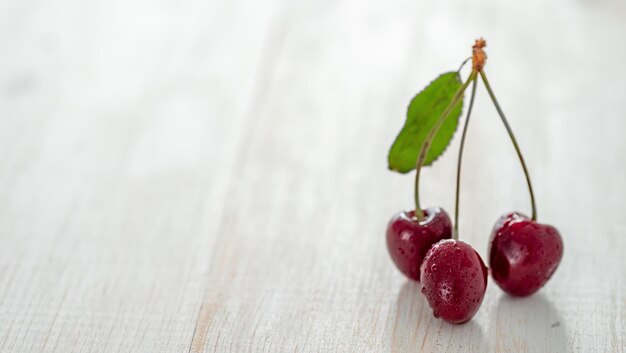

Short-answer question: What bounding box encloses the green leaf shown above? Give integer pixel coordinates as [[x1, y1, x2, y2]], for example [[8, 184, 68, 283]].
[[388, 71, 464, 173]]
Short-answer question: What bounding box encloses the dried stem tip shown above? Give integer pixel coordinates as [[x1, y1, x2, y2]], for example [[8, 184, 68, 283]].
[[472, 38, 487, 72]]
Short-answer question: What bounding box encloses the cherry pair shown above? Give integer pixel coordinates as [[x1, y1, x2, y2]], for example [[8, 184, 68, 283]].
[[387, 208, 487, 324], [385, 39, 563, 324]]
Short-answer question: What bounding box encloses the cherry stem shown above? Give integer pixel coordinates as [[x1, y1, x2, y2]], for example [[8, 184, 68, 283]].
[[480, 70, 537, 221], [414, 71, 476, 221], [454, 75, 478, 239], [457, 57, 472, 72]]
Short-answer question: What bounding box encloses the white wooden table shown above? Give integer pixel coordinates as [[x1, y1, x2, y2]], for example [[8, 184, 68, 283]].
[[1, 0, 625, 352]]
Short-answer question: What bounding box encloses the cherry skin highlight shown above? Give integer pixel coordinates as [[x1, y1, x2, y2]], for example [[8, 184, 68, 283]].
[[386, 208, 452, 281], [489, 212, 563, 297], [420, 239, 488, 324]]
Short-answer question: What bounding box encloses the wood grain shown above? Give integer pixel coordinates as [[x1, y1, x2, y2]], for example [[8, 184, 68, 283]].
[[1, 0, 625, 352]]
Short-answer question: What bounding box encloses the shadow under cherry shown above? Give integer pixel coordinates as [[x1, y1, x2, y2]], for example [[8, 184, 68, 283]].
[[494, 292, 567, 352], [390, 281, 487, 352]]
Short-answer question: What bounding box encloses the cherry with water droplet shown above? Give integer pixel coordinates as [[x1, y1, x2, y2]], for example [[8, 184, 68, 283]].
[[386, 208, 452, 280], [416, 42, 487, 324], [472, 49, 564, 297], [489, 212, 563, 296], [420, 239, 488, 324]]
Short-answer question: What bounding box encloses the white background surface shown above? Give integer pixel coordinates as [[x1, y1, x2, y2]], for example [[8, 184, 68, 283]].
[[0, 0, 625, 352]]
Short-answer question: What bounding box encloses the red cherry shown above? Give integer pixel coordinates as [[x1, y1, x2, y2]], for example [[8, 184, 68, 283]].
[[420, 239, 488, 324], [489, 212, 563, 297], [386, 208, 452, 281]]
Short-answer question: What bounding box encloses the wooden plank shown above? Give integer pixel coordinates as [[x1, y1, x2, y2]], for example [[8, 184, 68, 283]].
[[0, 0, 625, 352]]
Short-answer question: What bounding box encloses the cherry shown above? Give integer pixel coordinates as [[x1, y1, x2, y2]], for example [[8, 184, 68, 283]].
[[415, 42, 487, 324], [475, 48, 564, 297], [386, 208, 452, 281], [420, 239, 488, 324], [489, 212, 563, 296]]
